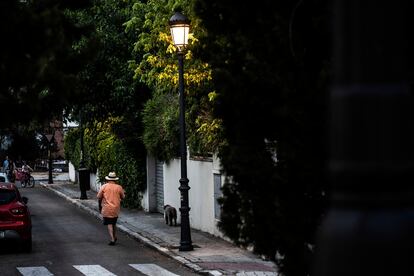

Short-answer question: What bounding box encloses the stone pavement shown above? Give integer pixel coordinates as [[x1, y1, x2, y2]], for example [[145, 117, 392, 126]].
[[33, 173, 278, 276]]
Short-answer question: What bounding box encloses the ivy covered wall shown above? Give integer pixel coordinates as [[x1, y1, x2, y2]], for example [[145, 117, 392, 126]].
[[64, 118, 146, 209]]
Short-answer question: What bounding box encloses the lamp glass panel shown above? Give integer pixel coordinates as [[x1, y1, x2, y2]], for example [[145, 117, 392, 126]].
[[170, 24, 189, 48]]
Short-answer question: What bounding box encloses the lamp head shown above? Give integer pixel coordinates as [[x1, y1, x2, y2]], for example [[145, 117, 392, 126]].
[[169, 12, 190, 53]]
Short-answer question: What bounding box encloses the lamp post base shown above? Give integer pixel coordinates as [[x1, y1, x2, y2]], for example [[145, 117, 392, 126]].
[[80, 191, 88, 200], [179, 180, 193, 251], [179, 242, 194, 251]]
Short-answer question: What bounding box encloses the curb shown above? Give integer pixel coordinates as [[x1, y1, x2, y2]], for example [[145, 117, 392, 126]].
[[38, 182, 219, 276]]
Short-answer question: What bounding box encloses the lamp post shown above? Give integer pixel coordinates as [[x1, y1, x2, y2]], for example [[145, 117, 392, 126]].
[[169, 12, 193, 251], [45, 133, 54, 184], [78, 114, 90, 200]]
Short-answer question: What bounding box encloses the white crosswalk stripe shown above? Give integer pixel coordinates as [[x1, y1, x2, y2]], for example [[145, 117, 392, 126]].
[[73, 265, 117, 276], [17, 266, 54, 276], [16, 263, 180, 276], [130, 264, 180, 276]]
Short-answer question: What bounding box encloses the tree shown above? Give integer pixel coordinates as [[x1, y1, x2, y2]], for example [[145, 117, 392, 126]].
[[64, 0, 150, 209], [6, 128, 40, 163], [68, 0, 150, 162], [69, 0, 150, 122], [193, 1, 331, 275], [0, 0, 92, 128], [127, 0, 222, 160]]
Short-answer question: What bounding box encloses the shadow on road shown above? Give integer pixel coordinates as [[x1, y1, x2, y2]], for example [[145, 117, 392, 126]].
[[0, 241, 30, 255]]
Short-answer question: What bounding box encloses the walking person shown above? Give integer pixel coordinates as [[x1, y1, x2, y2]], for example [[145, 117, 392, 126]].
[[2, 156, 9, 173], [97, 172, 125, 245], [8, 158, 16, 182]]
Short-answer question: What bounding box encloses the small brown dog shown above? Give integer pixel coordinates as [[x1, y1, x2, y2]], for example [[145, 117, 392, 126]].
[[163, 204, 177, 226]]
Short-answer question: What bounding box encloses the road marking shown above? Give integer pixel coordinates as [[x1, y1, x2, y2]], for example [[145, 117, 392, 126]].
[[236, 272, 278, 276], [130, 264, 179, 276], [73, 265, 116, 276], [17, 266, 54, 276], [17, 264, 181, 276]]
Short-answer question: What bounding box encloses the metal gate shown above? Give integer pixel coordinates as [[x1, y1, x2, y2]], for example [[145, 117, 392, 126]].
[[214, 174, 222, 220], [155, 160, 164, 213]]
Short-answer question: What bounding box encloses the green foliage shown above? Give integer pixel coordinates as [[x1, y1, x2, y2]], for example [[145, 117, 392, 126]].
[[64, 128, 81, 169], [187, 91, 226, 156], [127, 0, 222, 160], [142, 92, 180, 161], [69, 0, 149, 123], [65, 118, 146, 209], [63, 0, 148, 209], [0, 0, 93, 127], [194, 0, 331, 275], [6, 129, 40, 162], [95, 139, 145, 208]]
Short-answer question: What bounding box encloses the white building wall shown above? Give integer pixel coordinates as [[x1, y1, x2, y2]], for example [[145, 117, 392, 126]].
[[89, 170, 100, 192], [68, 162, 76, 182], [162, 156, 223, 237], [71, 156, 224, 237]]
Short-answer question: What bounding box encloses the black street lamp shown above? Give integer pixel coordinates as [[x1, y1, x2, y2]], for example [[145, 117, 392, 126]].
[[78, 115, 90, 200], [45, 133, 54, 184], [169, 12, 193, 252]]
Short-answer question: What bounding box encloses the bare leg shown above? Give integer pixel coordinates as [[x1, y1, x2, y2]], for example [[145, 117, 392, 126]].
[[113, 224, 117, 242], [107, 225, 115, 242]]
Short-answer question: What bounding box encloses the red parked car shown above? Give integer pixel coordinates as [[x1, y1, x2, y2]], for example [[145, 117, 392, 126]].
[[0, 182, 32, 252]]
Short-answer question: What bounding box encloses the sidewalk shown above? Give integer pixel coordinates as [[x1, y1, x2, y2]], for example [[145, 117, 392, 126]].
[[35, 173, 278, 276]]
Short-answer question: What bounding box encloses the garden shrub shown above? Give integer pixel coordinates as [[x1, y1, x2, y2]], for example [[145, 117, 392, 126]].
[[64, 118, 146, 209]]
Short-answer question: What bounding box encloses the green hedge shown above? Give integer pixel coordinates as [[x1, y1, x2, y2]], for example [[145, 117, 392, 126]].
[[64, 119, 146, 209], [142, 91, 180, 161], [64, 128, 81, 169]]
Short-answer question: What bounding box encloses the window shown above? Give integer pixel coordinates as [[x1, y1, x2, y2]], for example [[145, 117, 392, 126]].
[[214, 174, 222, 220], [0, 190, 17, 205]]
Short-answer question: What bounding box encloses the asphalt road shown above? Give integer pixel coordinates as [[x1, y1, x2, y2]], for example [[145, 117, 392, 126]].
[[0, 185, 199, 276]]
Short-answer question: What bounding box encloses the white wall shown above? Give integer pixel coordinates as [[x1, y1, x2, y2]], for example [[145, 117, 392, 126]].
[[69, 162, 76, 182], [89, 170, 100, 192], [71, 156, 224, 237], [162, 156, 223, 237]]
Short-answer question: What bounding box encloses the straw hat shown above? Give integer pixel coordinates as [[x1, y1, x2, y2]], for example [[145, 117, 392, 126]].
[[105, 172, 119, 181]]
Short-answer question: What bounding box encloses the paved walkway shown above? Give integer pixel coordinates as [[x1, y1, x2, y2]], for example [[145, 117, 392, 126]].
[[33, 173, 278, 276]]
